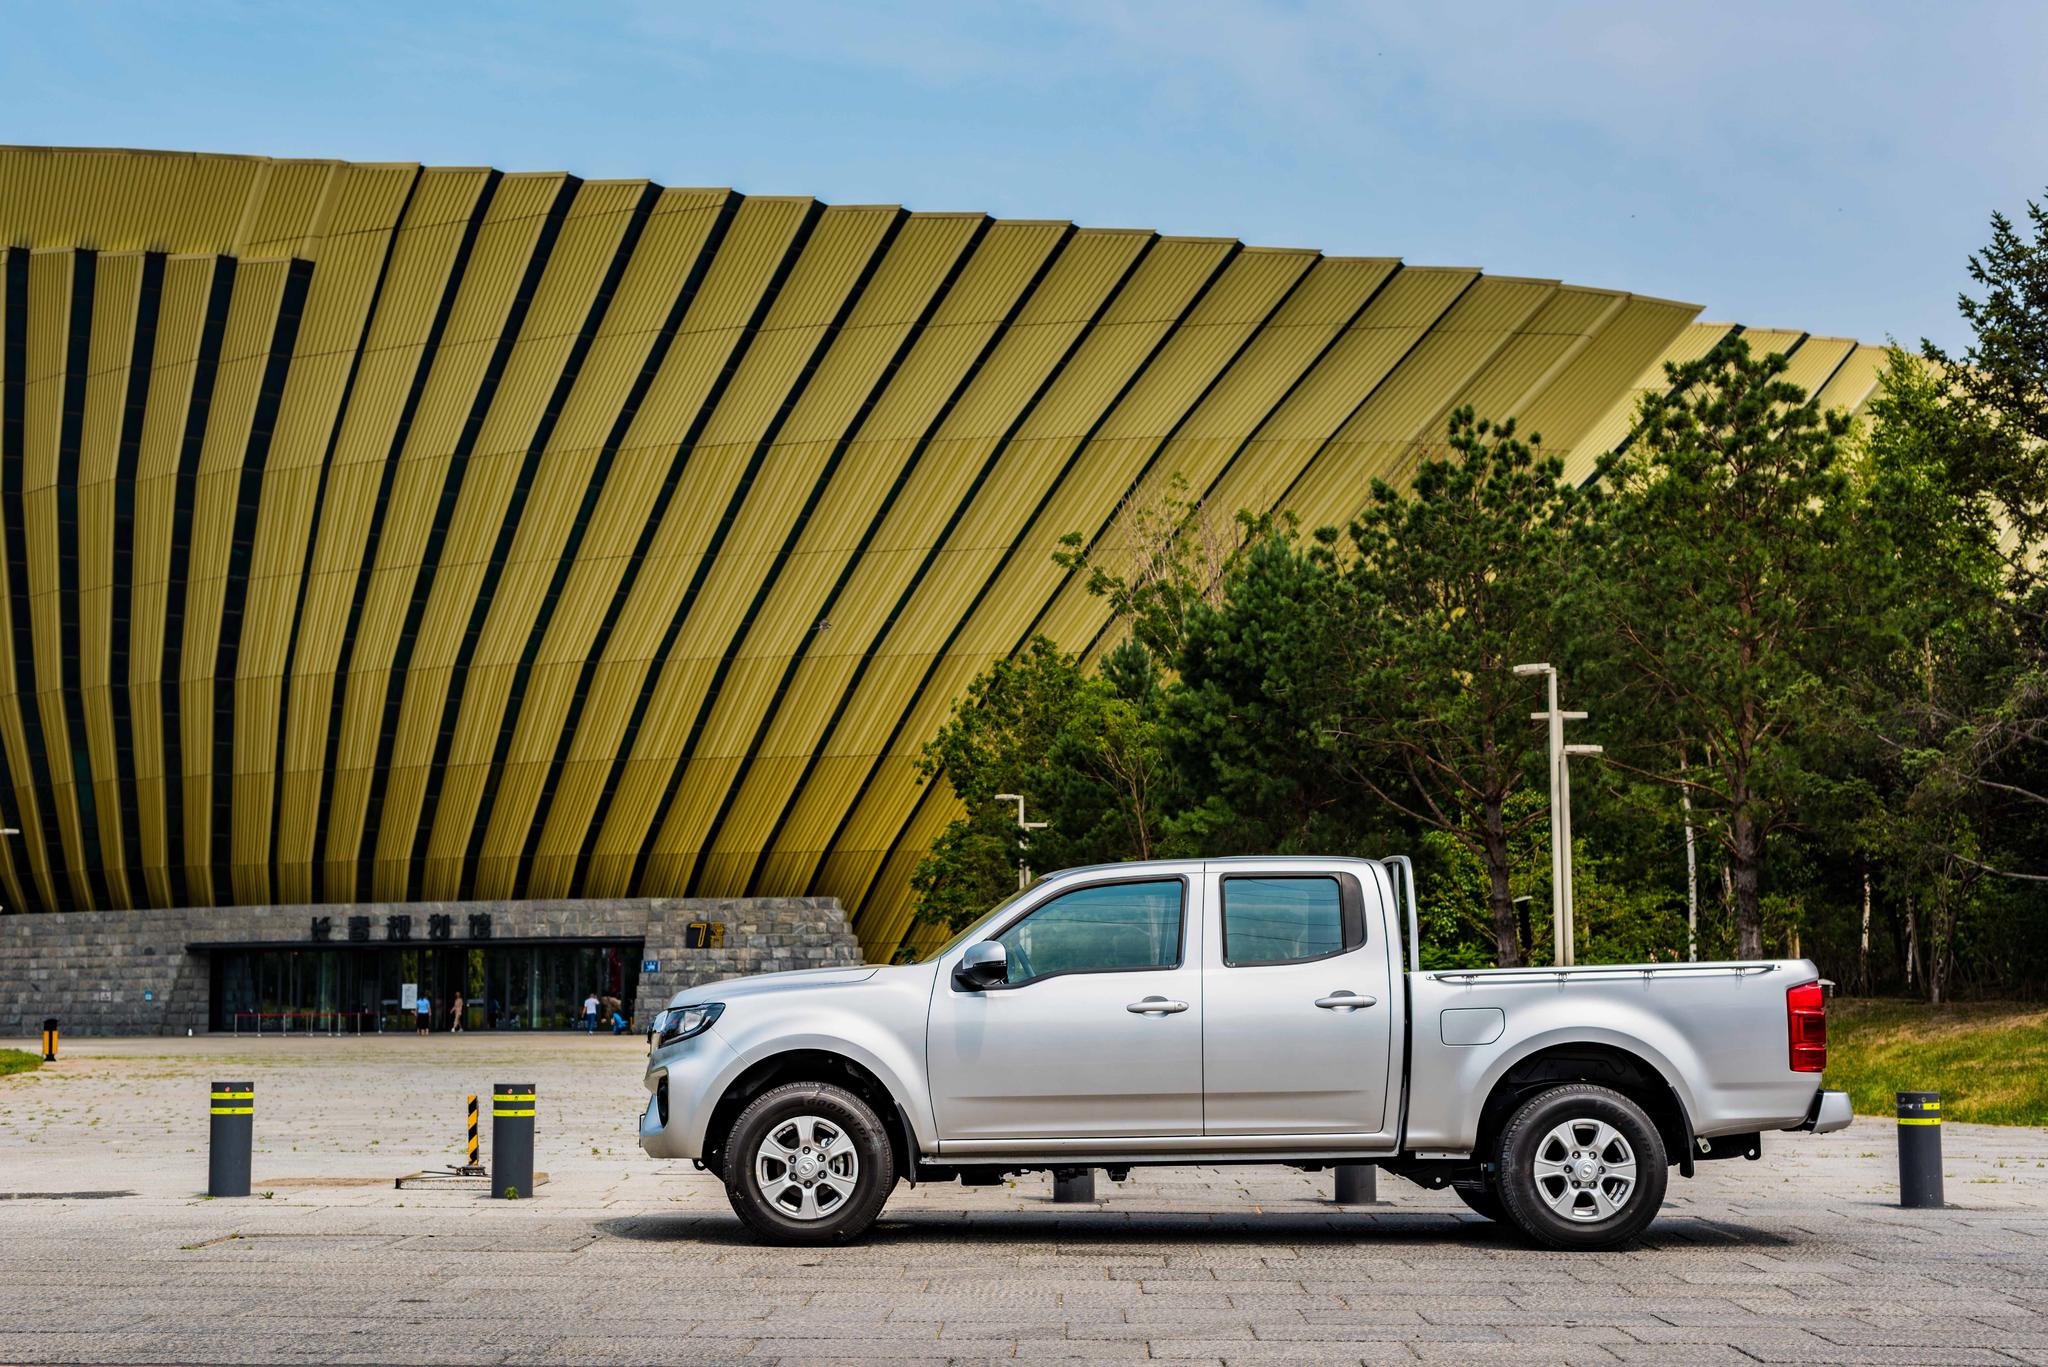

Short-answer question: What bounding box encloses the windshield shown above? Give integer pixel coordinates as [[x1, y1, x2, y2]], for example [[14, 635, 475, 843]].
[[909, 884, 1036, 964]]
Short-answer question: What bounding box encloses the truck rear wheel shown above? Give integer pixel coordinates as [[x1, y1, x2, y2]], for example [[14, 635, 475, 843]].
[[1494, 1083, 1667, 1250], [723, 1081, 896, 1246]]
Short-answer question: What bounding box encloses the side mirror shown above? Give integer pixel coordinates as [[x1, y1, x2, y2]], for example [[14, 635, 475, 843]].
[[953, 941, 1008, 991]]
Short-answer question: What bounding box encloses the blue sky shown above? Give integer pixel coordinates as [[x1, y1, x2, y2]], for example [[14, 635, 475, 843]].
[[5, 1, 2042, 351]]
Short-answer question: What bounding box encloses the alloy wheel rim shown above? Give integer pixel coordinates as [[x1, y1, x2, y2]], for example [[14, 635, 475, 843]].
[[1532, 1117, 1637, 1222], [755, 1114, 859, 1220]]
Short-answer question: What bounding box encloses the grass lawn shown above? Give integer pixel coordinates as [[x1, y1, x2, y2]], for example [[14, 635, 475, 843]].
[[0, 1047, 41, 1077], [1827, 999, 2048, 1126]]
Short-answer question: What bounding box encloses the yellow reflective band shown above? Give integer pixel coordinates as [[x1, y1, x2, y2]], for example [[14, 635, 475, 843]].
[[1897, 1117, 1941, 1126], [494, 1092, 536, 1101], [210, 1106, 253, 1115], [1921, 1102, 1942, 1111], [211, 1091, 254, 1100], [493, 1108, 535, 1118]]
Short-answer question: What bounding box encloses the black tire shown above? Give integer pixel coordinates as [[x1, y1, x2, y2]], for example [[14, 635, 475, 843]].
[[1494, 1083, 1667, 1251], [722, 1081, 896, 1246], [1452, 1180, 1507, 1223]]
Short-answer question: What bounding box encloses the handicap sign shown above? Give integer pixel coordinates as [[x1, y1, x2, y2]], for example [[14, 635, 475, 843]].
[[642, 959, 659, 973], [144, 990, 153, 1002]]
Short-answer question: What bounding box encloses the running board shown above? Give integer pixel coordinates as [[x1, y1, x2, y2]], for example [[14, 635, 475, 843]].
[[937, 1132, 1399, 1164]]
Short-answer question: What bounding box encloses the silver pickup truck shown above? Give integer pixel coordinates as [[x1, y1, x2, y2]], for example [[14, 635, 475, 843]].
[[639, 856, 1851, 1249]]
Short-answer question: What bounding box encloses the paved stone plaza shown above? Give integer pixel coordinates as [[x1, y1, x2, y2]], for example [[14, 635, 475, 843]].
[[0, 1035, 2042, 1365]]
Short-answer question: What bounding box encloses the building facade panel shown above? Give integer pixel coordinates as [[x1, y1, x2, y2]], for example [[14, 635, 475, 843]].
[[0, 147, 1874, 959]]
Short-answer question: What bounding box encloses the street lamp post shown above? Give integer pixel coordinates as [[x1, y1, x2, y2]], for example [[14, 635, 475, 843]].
[[992, 793, 1048, 891], [1513, 664, 1593, 967]]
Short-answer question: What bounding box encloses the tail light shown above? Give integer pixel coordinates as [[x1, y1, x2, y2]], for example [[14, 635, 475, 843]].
[[1787, 982, 1827, 1072]]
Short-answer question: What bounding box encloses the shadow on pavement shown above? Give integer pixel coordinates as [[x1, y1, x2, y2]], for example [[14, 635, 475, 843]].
[[593, 1208, 1792, 1250]]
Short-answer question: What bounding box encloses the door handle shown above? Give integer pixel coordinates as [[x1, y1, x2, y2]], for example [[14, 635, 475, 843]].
[[1315, 992, 1376, 1011], [1126, 996, 1189, 1016]]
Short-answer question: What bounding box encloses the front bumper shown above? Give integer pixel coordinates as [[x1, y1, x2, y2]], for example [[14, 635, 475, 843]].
[[1798, 1088, 1853, 1134], [637, 1028, 742, 1160]]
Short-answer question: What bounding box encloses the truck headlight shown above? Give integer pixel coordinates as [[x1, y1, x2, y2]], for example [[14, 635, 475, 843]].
[[656, 1002, 723, 1047]]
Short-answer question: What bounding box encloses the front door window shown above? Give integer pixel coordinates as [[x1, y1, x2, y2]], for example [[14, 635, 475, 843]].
[[993, 880, 1183, 985]]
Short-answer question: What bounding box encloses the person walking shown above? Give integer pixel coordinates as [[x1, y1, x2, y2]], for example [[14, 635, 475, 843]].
[[582, 991, 600, 1034], [416, 991, 432, 1036], [449, 992, 465, 1033]]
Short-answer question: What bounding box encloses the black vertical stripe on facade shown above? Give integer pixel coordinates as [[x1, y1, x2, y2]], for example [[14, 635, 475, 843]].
[[311, 171, 502, 901], [456, 190, 739, 900], [738, 233, 1161, 896], [404, 182, 660, 901], [0, 249, 69, 911], [109, 252, 167, 896], [352, 175, 580, 903], [805, 243, 1247, 899], [691, 222, 1080, 896], [561, 204, 885, 898], [557, 202, 829, 897], [56, 251, 113, 910], [855, 254, 1326, 905], [1071, 260, 1410, 665], [644, 207, 969, 900], [158, 257, 237, 909], [267, 169, 423, 896], [207, 259, 313, 900]]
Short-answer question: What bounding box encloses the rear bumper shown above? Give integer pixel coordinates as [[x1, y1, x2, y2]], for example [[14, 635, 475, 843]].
[[1796, 1088, 1853, 1134]]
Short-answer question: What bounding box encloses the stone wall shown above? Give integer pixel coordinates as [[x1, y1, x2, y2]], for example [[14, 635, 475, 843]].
[[0, 897, 863, 1037]]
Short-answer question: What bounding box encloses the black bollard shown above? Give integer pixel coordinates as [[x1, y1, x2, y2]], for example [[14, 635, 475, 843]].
[[208, 1081, 253, 1198], [41, 1017, 57, 1062], [1334, 1163, 1377, 1204], [492, 1083, 535, 1199], [1896, 1090, 1943, 1209], [1052, 1168, 1095, 1203]]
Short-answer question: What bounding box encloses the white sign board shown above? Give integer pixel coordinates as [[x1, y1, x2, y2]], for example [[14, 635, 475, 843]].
[[400, 983, 418, 1010]]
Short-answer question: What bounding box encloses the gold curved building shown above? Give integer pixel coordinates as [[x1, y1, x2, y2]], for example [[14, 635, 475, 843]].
[[0, 147, 1884, 957]]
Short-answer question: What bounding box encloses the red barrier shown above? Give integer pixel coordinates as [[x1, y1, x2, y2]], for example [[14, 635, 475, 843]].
[[231, 1010, 379, 1037]]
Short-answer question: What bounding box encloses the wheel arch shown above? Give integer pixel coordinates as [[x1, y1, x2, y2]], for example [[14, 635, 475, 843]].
[[702, 1048, 917, 1184], [1473, 1039, 1691, 1176]]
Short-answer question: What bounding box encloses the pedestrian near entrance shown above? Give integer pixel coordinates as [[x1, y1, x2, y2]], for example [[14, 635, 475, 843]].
[[450, 992, 465, 1033], [582, 992, 600, 1034], [416, 992, 432, 1036]]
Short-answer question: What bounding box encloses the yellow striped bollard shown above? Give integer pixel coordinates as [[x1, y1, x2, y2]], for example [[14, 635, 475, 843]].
[[492, 1083, 535, 1199], [1896, 1090, 1943, 1209], [463, 1093, 482, 1172], [208, 1081, 254, 1198], [41, 1017, 57, 1062]]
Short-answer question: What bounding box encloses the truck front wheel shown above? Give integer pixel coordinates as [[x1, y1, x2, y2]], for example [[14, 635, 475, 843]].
[[723, 1081, 896, 1245], [1494, 1083, 1667, 1250]]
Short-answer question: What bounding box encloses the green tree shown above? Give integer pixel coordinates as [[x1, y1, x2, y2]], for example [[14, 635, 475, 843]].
[[1321, 407, 1598, 966], [1167, 530, 1369, 857], [1849, 349, 2010, 997], [1907, 195, 2048, 874], [909, 637, 1174, 936], [1589, 337, 1865, 959]]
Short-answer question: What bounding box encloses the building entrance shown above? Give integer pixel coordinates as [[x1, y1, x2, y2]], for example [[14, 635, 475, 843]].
[[202, 938, 642, 1033]]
